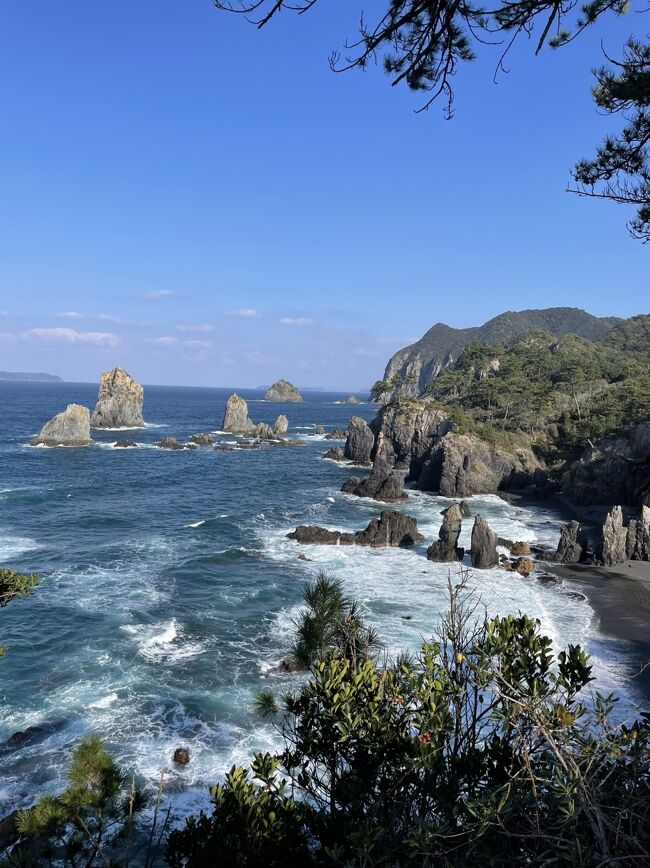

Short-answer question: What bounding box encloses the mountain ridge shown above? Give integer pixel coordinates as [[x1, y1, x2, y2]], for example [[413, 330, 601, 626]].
[[373, 307, 623, 401]]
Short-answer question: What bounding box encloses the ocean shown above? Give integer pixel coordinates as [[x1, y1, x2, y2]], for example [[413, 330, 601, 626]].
[[0, 381, 641, 819]]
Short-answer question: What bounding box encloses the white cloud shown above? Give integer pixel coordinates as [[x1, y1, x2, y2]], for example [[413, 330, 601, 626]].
[[23, 328, 120, 347], [353, 348, 381, 357], [227, 308, 259, 318], [58, 311, 125, 324], [143, 290, 178, 300], [280, 317, 313, 327], [176, 323, 215, 333], [146, 336, 179, 347]]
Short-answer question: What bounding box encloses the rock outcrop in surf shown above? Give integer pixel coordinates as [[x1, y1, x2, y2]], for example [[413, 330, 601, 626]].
[[90, 367, 144, 429], [427, 503, 464, 562], [470, 515, 498, 568], [263, 380, 303, 402], [222, 393, 290, 438], [287, 510, 423, 548], [32, 404, 93, 447]]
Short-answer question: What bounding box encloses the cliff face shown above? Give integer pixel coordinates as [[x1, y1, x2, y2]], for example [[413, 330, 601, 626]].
[[343, 398, 544, 498], [376, 308, 621, 402], [90, 368, 144, 428], [562, 422, 650, 507]]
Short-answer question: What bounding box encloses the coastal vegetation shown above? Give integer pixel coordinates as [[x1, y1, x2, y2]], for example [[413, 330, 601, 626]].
[[166, 573, 650, 866], [0, 568, 39, 657], [421, 326, 650, 466]]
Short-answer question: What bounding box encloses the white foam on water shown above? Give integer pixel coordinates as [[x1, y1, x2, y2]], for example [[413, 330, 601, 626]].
[[184, 520, 206, 528], [93, 425, 147, 432], [89, 692, 119, 709], [0, 530, 39, 559], [22, 442, 91, 449], [121, 620, 208, 664]]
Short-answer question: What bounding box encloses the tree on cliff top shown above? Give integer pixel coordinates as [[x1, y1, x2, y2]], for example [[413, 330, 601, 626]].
[[214, 1, 649, 240]]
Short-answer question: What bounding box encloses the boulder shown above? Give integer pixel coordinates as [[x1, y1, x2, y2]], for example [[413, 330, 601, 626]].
[[90, 367, 144, 428], [343, 395, 360, 404], [341, 451, 407, 503], [251, 422, 276, 440], [173, 747, 190, 765], [344, 417, 375, 465], [115, 438, 137, 448], [222, 394, 254, 433], [287, 510, 423, 549], [341, 476, 361, 493], [32, 404, 93, 446], [511, 541, 531, 556], [189, 433, 213, 446], [512, 557, 535, 576], [470, 515, 498, 569], [323, 445, 345, 461], [549, 520, 588, 564], [599, 506, 627, 566], [263, 380, 303, 402], [325, 427, 348, 440], [427, 503, 464, 562], [315, 425, 325, 435], [626, 506, 650, 560], [273, 415, 289, 436], [459, 500, 472, 518], [0, 811, 19, 853]]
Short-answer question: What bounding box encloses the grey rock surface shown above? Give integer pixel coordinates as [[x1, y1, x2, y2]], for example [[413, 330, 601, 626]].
[[32, 404, 92, 446], [90, 367, 144, 428]]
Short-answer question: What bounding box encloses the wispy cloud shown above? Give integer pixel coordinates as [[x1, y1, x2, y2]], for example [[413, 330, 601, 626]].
[[280, 317, 313, 327], [146, 336, 179, 347], [142, 290, 178, 300], [0, 310, 9, 317], [23, 328, 120, 347], [227, 308, 259, 318], [58, 311, 125, 324], [176, 323, 215, 333], [0, 331, 16, 343]]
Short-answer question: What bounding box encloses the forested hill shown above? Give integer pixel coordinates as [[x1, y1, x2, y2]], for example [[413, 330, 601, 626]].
[[373, 308, 623, 402]]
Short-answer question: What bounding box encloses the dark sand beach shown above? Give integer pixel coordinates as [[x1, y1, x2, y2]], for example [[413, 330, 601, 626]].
[[550, 560, 650, 705]]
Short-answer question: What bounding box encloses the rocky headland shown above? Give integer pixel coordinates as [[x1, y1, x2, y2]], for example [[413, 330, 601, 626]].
[[263, 380, 303, 402], [32, 404, 93, 447], [90, 367, 144, 428]]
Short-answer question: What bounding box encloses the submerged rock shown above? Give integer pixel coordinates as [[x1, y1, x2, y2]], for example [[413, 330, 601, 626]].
[[427, 503, 464, 562], [90, 367, 144, 429], [263, 380, 303, 402], [32, 404, 93, 446], [344, 417, 375, 465], [470, 515, 498, 569], [222, 393, 254, 433], [287, 510, 423, 549], [343, 395, 360, 404], [115, 439, 137, 448]]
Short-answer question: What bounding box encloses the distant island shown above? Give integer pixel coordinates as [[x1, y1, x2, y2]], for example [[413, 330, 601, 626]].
[[0, 371, 63, 382]]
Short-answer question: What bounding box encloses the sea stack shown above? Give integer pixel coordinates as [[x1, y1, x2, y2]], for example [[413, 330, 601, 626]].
[[263, 380, 303, 402], [32, 404, 93, 446], [222, 394, 254, 433], [470, 515, 498, 569], [90, 367, 144, 428]]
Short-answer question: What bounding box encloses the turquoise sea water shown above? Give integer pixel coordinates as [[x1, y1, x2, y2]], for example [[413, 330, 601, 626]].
[[0, 382, 641, 819]]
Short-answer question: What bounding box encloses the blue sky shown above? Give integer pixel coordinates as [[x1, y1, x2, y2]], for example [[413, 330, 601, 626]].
[[0, 1, 647, 389]]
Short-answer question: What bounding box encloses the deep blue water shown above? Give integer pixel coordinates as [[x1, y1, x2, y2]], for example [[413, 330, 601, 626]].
[[0, 381, 640, 818]]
